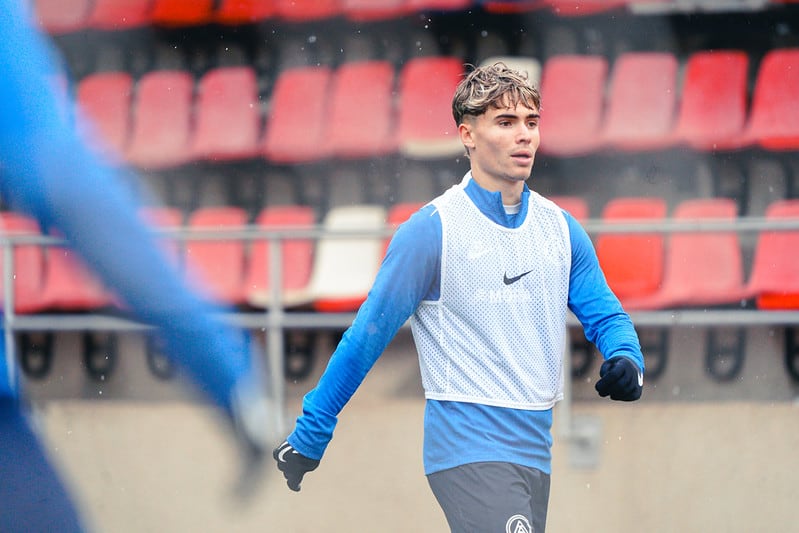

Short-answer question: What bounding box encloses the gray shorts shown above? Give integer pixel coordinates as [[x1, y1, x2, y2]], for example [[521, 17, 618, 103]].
[[427, 462, 550, 533]]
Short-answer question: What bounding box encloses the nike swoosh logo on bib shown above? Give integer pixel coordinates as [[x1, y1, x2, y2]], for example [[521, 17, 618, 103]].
[[503, 270, 533, 285]]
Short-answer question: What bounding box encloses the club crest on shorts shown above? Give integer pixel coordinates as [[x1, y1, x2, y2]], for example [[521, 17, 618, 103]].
[[506, 514, 532, 533]]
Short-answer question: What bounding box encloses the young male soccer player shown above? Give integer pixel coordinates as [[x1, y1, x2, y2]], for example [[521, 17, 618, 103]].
[[274, 62, 644, 532]]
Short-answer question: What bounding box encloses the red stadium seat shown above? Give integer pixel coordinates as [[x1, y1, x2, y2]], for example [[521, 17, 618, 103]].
[[76, 72, 134, 164], [545, 0, 627, 16], [342, 0, 410, 21], [405, 0, 472, 11], [746, 200, 799, 309], [0, 213, 47, 314], [538, 55, 608, 157], [548, 195, 589, 221], [743, 48, 799, 151], [32, 0, 91, 34], [150, 0, 215, 26], [324, 61, 397, 159], [600, 52, 679, 152], [595, 197, 667, 306], [191, 67, 262, 162], [396, 56, 464, 158], [126, 70, 195, 170], [215, 0, 277, 24], [308, 205, 387, 312], [343, 0, 471, 21], [273, 0, 343, 21], [481, 1, 547, 13], [262, 66, 333, 164], [246, 205, 316, 308], [674, 50, 749, 151], [40, 238, 116, 312], [626, 198, 751, 309], [87, 0, 153, 30], [184, 207, 248, 306]]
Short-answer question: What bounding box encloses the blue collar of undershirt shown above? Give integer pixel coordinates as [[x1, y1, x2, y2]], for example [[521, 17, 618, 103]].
[[461, 172, 531, 229]]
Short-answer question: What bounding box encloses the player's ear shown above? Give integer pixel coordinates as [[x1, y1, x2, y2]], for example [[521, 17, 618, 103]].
[[458, 122, 475, 151]]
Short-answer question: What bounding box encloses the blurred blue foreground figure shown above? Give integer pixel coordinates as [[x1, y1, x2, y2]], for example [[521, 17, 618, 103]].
[[0, 1, 274, 530]]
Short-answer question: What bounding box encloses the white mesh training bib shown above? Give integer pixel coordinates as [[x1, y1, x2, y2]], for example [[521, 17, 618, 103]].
[[411, 178, 571, 410]]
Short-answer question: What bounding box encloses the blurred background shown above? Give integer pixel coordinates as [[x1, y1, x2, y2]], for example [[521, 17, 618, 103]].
[[9, 0, 799, 531]]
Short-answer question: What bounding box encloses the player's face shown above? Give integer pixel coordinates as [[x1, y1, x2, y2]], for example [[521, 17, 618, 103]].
[[459, 99, 540, 187]]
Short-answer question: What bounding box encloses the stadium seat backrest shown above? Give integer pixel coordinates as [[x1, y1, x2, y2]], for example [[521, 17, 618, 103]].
[[342, 0, 410, 21], [481, 0, 547, 14], [192, 66, 262, 162], [33, 0, 91, 34], [538, 55, 608, 157], [150, 0, 215, 26], [308, 205, 387, 312], [655, 198, 749, 308], [126, 70, 195, 169], [747, 199, 799, 309], [246, 205, 316, 308], [273, 0, 342, 21], [595, 197, 667, 301], [76, 72, 134, 163], [674, 50, 749, 151], [0, 213, 47, 314], [396, 57, 464, 158], [41, 237, 116, 311], [600, 52, 679, 151], [545, 0, 628, 16], [215, 0, 277, 24], [324, 61, 397, 159], [185, 207, 248, 305], [745, 48, 799, 150], [262, 66, 333, 164], [548, 195, 589, 221], [87, 0, 153, 30]]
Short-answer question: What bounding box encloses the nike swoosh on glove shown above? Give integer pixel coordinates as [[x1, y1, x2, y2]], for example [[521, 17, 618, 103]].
[[273, 440, 320, 492], [595, 356, 643, 401]]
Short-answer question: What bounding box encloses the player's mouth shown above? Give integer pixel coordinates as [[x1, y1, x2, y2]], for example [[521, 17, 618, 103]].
[[511, 151, 534, 164]]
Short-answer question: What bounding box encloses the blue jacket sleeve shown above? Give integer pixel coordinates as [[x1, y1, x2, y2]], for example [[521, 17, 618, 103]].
[[0, 2, 250, 410], [564, 213, 645, 372], [289, 205, 441, 459]]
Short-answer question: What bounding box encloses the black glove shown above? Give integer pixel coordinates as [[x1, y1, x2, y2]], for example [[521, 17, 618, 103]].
[[273, 440, 320, 492], [595, 356, 643, 401]]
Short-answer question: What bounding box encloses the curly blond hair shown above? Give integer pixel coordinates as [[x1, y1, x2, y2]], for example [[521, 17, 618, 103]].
[[451, 62, 541, 126]]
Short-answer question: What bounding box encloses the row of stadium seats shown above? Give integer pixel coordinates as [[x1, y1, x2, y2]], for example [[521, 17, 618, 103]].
[[72, 47, 799, 173], [1, 197, 797, 315], [33, 0, 797, 35]]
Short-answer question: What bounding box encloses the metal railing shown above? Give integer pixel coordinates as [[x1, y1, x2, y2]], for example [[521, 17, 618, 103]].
[[3, 216, 799, 431]]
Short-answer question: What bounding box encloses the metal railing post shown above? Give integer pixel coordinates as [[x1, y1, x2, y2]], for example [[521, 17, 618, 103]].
[[266, 235, 286, 435], [3, 239, 17, 394]]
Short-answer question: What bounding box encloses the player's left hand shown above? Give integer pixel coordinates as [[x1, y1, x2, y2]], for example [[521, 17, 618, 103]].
[[273, 440, 320, 492], [595, 356, 643, 401]]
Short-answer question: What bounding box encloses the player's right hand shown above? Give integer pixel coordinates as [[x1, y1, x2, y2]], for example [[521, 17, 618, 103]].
[[273, 440, 320, 491]]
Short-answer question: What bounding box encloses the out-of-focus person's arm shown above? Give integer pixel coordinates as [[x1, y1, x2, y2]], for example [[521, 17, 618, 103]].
[[0, 0, 273, 455]]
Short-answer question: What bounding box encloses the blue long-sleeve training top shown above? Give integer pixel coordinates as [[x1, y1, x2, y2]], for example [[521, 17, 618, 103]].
[[289, 176, 643, 475]]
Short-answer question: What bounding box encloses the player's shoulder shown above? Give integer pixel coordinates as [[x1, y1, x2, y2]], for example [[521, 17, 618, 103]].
[[402, 202, 439, 229]]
